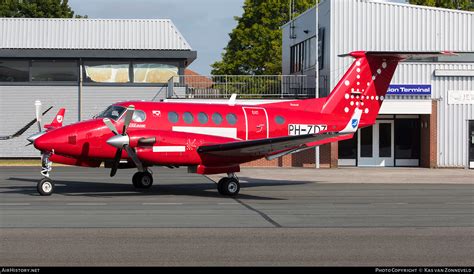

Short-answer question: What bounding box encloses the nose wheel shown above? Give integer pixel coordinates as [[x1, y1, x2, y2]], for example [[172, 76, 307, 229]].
[[217, 174, 240, 196], [132, 171, 153, 189]]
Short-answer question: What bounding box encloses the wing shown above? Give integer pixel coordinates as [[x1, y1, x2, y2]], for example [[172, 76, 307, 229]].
[[198, 108, 362, 158], [197, 131, 349, 157]]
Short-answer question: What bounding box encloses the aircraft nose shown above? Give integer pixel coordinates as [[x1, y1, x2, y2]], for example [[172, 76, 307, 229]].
[[33, 133, 53, 152]]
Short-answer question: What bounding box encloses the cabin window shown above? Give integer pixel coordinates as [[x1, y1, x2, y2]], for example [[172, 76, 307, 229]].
[[275, 116, 285, 124], [132, 110, 146, 122], [212, 113, 223, 125], [168, 111, 179, 123], [183, 112, 194, 124], [198, 112, 208, 124], [226, 113, 237, 125]]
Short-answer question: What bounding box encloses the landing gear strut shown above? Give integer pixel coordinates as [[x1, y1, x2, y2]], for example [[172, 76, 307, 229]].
[[37, 153, 54, 196], [217, 173, 240, 196], [132, 170, 153, 189]]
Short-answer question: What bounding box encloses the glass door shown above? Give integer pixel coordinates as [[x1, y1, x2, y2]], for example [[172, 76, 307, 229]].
[[469, 121, 474, 169], [358, 121, 394, 166]]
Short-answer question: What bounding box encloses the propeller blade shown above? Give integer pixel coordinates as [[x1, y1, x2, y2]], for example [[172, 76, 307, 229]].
[[110, 148, 122, 177], [122, 105, 135, 135], [124, 144, 144, 172], [103, 118, 119, 135], [35, 100, 42, 132]]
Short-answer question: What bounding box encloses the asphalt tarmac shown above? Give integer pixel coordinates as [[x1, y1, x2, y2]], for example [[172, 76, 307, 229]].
[[0, 166, 473, 266]]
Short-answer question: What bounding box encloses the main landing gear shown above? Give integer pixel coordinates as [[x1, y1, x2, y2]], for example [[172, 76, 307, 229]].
[[132, 170, 153, 189], [217, 173, 240, 196]]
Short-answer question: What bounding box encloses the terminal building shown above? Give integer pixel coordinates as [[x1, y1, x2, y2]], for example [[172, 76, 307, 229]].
[[281, 0, 474, 169], [0, 18, 196, 157]]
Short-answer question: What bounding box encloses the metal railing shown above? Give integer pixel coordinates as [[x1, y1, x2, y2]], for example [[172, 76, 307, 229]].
[[166, 75, 313, 99]]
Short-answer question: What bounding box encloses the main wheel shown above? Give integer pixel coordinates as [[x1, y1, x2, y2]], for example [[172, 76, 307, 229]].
[[37, 178, 54, 196], [217, 177, 240, 196], [132, 171, 153, 189], [217, 177, 228, 195]]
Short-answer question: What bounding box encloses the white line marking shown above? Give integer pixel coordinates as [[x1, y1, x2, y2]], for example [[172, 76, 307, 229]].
[[172, 126, 237, 139], [142, 203, 183, 205], [152, 146, 186, 152], [0, 203, 30, 206], [373, 202, 408, 205], [218, 202, 239, 205], [66, 203, 107, 206], [446, 202, 474, 205]]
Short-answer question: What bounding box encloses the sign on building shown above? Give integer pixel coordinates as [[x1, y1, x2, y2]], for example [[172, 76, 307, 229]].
[[448, 90, 474, 105], [387, 85, 431, 95]]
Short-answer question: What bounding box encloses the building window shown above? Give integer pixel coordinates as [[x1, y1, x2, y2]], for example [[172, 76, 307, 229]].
[[0, 60, 29, 82], [212, 113, 223, 125], [31, 60, 78, 82], [338, 135, 357, 159], [360, 126, 373, 157], [183, 112, 194, 124], [226, 113, 237, 125], [198, 112, 208, 124], [168, 111, 179, 123], [133, 63, 179, 83], [290, 36, 317, 73], [84, 61, 130, 83]]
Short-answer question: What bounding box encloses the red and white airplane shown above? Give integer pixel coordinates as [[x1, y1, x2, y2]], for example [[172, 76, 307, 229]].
[[2, 51, 451, 196]]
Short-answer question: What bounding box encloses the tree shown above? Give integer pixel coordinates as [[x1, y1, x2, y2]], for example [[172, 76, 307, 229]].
[[409, 0, 474, 11], [212, 0, 316, 75], [0, 0, 87, 18]]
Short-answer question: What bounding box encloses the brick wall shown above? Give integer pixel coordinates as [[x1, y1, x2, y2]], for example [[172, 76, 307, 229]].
[[420, 100, 437, 168]]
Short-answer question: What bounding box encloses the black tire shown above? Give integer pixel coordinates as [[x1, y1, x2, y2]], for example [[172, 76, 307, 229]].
[[217, 177, 228, 195], [219, 177, 240, 196], [132, 171, 153, 189], [37, 178, 54, 196]]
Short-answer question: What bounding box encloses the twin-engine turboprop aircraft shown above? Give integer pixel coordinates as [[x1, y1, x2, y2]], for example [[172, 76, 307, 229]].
[[1, 51, 453, 196]]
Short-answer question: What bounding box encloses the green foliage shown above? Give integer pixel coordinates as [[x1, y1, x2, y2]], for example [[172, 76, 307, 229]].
[[0, 0, 87, 18], [409, 0, 474, 11], [212, 0, 316, 76]]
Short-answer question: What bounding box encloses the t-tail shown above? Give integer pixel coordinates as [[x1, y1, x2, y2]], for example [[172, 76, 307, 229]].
[[321, 51, 455, 128]]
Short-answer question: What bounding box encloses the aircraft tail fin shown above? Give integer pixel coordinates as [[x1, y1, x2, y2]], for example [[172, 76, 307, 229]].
[[321, 51, 454, 128], [44, 108, 66, 130]]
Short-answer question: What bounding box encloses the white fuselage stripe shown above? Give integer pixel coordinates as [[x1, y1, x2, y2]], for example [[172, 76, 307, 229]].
[[153, 146, 186, 152], [172, 126, 237, 139]]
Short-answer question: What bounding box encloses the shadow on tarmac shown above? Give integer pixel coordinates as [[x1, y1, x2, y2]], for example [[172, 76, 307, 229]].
[[4, 176, 311, 200]]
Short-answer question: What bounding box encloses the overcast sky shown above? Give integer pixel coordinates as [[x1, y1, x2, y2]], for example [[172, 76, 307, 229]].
[[68, 0, 244, 75]]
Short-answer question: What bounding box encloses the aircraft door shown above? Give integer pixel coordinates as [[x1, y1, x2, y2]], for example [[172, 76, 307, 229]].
[[243, 107, 268, 140]]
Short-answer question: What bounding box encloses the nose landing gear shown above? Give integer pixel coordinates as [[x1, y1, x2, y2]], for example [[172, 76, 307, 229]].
[[37, 153, 54, 196], [217, 173, 240, 196]]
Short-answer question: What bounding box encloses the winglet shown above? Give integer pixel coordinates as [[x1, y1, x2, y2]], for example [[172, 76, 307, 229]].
[[340, 108, 362, 134]]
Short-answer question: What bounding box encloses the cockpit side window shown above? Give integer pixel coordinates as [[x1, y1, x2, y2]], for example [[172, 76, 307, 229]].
[[96, 105, 126, 121], [132, 110, 146, 122]]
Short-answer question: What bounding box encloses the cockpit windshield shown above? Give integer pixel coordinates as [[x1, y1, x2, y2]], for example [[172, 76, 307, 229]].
[[95, 105, 126, 121]]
